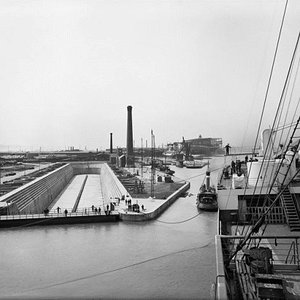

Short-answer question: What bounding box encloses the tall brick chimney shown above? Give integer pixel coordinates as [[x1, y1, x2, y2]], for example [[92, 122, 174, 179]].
[[126, 105, 134, 166], [110, 132, 113, 154]]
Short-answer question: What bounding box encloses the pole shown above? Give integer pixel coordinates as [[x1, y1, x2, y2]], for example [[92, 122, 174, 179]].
[[150, 130, 155, 198], [141, 138, 143, 178]]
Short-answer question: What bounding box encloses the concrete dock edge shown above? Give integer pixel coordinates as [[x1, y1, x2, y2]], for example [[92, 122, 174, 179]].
[[119, 181, 190, 222]]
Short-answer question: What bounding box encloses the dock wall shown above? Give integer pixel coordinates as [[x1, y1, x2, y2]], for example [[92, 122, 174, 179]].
[[1, 164, 74, 214], [0, 214, 119, 228], [100, 163, 129, 203], [119, 181, 190, 221], [0, 162, 129, 216], [71, 162, 102, 175]]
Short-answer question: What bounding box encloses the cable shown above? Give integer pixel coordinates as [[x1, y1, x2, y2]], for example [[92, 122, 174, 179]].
[[181, 166, 224, 182], [22, 244, 212, 293], [155, 211, 202, 224], [237, 0, 291, 236]]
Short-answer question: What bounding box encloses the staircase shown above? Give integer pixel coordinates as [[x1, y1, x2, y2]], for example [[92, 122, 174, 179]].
[[280, 189, 300, 231]]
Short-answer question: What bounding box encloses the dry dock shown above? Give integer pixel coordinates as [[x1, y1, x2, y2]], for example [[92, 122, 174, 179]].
[[0, 162, 190, 227]]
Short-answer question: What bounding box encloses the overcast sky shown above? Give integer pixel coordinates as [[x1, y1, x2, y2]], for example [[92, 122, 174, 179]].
[[1, 0, 300, 151]]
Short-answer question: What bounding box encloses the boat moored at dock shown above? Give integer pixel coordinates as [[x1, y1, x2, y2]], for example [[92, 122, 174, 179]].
[[196, 165, 218, 211]]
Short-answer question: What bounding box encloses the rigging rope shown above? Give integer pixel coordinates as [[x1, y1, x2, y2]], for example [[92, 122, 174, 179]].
[[237, 0, 289, 236], [251, 0, 289, 158], [235, 0, 288, 234]]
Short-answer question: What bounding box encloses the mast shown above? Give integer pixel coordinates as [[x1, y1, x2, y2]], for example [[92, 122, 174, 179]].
[[141, 138, 143, 178], [150, 129, 155, 198]]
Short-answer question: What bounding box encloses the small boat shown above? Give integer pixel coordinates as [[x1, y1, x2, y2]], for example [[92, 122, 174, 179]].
[[196, 165, 218, 211], [175, 160, 184, 168], [184, 160, 207, 169], [5, 172, 16, 177], [158, 165, 175, 175]]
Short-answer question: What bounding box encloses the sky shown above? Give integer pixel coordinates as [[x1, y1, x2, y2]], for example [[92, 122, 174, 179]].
[[1, 0, 300, 152]]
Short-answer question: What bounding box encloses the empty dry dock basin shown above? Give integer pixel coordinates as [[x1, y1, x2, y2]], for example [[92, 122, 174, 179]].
[[0, 162, 126, 227], [0, 162, 190, 227]]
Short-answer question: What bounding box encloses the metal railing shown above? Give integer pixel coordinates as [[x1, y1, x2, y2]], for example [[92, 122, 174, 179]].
[[285, 239, 300, 265], [0, 207, 119, 221], [220, 235, 300, 268]]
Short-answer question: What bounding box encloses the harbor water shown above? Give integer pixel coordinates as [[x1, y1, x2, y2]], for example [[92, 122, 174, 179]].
[[0, 157, 224, 299]]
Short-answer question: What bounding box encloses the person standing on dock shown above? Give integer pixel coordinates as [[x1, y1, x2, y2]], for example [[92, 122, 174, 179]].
[[57, 207, 61, 214], [225, 143, 231, 155]]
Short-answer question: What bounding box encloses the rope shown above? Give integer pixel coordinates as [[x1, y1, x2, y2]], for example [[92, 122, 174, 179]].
[[237, 0, 290, 235], [22, 243, 212, 293], [155, 211, 202, 224]]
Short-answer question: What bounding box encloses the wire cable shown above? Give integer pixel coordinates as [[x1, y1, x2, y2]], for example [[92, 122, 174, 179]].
[[22, 243, 212, 293], [155, 211, 202, 224]]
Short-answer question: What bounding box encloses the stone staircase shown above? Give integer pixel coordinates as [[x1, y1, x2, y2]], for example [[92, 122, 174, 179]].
[[280, 188, 300, 231]]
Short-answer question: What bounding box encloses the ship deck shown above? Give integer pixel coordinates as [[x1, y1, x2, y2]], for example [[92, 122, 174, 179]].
[[216, 155, 300, 299], [222, 224, 300, 299]]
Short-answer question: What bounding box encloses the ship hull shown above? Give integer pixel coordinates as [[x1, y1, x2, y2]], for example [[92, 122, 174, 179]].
[[197, 202, 218, 211], [196, 192, 218, 211]]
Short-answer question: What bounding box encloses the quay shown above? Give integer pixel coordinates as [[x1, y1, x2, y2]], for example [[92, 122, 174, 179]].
[[118, 182, 190, 221], [0, 161, 190, 228]]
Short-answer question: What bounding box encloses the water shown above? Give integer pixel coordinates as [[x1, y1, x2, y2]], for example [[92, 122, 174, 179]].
[[0, 157, 224, 299]]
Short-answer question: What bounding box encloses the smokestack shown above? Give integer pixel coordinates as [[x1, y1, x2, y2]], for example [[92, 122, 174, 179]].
[[110, 133, 113, 154], [206, 170, 210, 189], [261, 129, 274, 157], [127, 105, 134, 166]]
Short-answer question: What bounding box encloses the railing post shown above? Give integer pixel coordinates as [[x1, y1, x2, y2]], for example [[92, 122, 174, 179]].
[[285, 241, 294, 264], [296, 238, 300, 269], [294, 241, 296, 264]]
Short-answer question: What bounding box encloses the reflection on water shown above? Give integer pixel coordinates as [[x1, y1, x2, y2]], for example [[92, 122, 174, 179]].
[[0, 157, 224, 299]]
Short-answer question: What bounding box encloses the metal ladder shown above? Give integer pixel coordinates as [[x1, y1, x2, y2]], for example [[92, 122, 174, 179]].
[[281, 188, 300, 231]]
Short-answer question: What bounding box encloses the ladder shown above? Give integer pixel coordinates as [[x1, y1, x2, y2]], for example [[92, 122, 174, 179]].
[[281, 188, 300, 231]]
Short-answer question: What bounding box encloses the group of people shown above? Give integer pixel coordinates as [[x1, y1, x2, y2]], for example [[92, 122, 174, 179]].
[[91, 205, 102, 214], [231, 160, 242, 175], [125, 198, 132, 206], [56, 207, 68, 216], [52, 194, 147, 217], [230, 155, 250, 176]]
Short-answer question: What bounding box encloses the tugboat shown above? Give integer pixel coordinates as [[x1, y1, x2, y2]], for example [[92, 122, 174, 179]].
[[196, 164, 218, 211]]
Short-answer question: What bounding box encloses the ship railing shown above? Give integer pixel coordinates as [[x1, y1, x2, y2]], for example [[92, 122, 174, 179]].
[[220, 235, 300, 268], [215, 234, 300, 299], [285, 240, 300, 265], [246, 206, 286, 224]]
